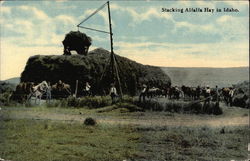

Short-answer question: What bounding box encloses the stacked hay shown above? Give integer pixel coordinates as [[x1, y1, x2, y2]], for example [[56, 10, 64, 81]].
[[20, 48, 171, 95]]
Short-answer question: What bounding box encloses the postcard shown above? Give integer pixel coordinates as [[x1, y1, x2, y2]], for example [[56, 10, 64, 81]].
[[0, 0, 249, 161]]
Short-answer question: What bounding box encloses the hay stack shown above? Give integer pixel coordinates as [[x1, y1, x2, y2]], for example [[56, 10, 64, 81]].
[[21, 48, 171, 95]]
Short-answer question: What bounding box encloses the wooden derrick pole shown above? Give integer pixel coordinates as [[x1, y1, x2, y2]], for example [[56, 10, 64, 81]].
[[107, 1, 123, 97], [77, 1, 123, 97], [74, 80, 78, 97]]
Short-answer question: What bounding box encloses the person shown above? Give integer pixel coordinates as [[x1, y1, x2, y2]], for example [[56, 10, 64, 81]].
[[174, 86, 180, 99], [205, 85, 211, 96], [46, 82, 52, 102], [196, 85, 201, 100], [204, 85, 211, 107], [83, 82, 91, 96], [229, 87, 235, 107], [139, 84, 147, 102], [215, 85, 219, 102], [57, 80, 63, 91], [109, 83, 117, 104]]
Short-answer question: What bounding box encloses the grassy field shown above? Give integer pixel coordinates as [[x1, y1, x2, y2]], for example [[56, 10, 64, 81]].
[[135, 126, 249, 161], [0, 104, 249, 161], [0, 119, 139, 161]]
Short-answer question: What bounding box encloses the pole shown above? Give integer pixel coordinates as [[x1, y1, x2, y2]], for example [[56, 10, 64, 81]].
[[74, 80, 78, 98], [107, 1, 123, 97], [107, 1, 114, 81]]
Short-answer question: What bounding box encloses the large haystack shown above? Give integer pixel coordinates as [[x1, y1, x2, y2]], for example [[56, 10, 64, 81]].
[[21, 48, 171, 95]]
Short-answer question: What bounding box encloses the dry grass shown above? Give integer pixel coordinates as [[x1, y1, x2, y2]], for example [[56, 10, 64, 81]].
[[134, 125, 249, 161], [0, 118, 248, 161], [0, 119, 139, 161], [0, 103, 248, 161]]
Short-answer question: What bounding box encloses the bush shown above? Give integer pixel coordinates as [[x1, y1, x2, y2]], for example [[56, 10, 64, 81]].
[[116, 102, 143, 112], [136, 99, 223, 115], [46, 100, 65, 108], [135, 100, 162, 111], [121, 95, 134, 103], [84, 117, 97, 126], [67, 96, 79, 107], [184, 102, 203, 114], [0, 92, 14, 106], [78, 96, 111, 108], [171, 102, 183, 113], [60, 96, 112, 108]]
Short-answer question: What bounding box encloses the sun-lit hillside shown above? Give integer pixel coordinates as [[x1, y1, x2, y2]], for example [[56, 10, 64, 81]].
[[162, 67, 249, 87]]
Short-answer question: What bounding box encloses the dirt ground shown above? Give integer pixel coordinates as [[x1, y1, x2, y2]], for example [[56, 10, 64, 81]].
[[0, 102, 248, 128]]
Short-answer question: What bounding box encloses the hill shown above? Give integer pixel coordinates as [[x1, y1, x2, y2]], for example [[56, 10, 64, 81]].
[[20, 48, 171, 95], [0, 81, 16, 93], [161, 67, 249, 87], [1, 77, 20, 86], [0, 77, 19, 94]]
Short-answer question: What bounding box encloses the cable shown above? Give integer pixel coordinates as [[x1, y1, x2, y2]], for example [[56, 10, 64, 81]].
[[77, 1, 108, 27], [78, 26, 110, 34]]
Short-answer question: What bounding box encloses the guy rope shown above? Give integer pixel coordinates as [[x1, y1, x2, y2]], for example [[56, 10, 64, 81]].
[[77, 1, 123, 97]]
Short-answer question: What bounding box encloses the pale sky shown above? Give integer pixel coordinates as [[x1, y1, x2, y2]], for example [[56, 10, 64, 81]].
[[0, 0, 249, 80]]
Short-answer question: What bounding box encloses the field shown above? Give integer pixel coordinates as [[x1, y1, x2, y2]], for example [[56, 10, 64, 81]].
[[0, 100, 249, 161]]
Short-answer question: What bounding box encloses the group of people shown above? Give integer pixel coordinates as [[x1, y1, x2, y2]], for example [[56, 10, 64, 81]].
[[25, 79, 241, 108], [34, 79, 119, 104], [81, 82, 119, 104]]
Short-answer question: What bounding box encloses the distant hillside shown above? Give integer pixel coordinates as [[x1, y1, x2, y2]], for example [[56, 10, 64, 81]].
[[0, 81, 16, 93], [162, 67, 249, 87], [2, 77, 20, 86]]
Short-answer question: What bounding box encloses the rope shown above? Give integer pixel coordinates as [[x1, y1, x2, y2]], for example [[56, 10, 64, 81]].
[[151, 93, 218, 105], [64, 88, 72, 95], [77, 2, 108, 27], [187, 94, 217, 105], [78, 26, 110, 34], [99, 55, 111, 84], [77, 2, 111, 34]]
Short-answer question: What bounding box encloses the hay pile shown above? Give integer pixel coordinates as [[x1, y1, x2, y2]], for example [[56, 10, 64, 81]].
[[21, 48, 171, 95]]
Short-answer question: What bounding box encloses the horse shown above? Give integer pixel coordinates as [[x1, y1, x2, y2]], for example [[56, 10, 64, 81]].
[[166, 86, 182, 100], [51, 81, 71, 98], [10, 82, 34, 103], [27, 81, 49, 104], [146, 87, 162, 98], [221, 87, 232, 106], [181, 85, 198, 100]]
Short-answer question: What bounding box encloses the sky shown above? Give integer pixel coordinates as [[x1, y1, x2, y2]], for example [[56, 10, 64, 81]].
[[0, 0, 249, 80]]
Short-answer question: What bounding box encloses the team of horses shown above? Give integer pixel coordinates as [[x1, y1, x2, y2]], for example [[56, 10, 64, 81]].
[[145, 86, 215, 100], [11, 81, 71, 104], [141, 84, 248, 108], [142, 85, 248, 108]]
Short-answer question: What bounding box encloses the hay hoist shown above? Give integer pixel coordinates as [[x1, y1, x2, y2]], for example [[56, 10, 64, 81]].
[[77, 1, 123, 97]]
